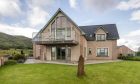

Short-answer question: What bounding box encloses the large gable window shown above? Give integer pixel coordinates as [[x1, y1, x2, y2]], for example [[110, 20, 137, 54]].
[[56, 16, 68, 28], [51, 16, 72, 40], [97, 48, 108, 56], [96, 34, 106, 41]]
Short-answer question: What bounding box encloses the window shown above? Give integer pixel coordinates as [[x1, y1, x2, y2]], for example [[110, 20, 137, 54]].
[[97, 48, 108, 56], [68, 47, 71, 57], [56, 16, 69, 28], [96, 34, 106, 41], [88, 48, 92, 55], [56, 28, 65, 39], [67, 28, 71, 37], [51, 21, 55, 39], [89, 34, 92, 37]]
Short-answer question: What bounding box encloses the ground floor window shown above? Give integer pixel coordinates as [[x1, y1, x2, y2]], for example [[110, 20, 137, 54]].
[[97, 48, 108, 56], [51, 46, 71, 60], [88, 48, 92, 55]]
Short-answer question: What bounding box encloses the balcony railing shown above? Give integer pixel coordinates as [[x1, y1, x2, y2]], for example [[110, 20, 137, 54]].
[[32, 31, 78, 45]]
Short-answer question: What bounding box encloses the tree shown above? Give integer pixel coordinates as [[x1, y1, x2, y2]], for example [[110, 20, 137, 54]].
[[77, 55, 85, 77]]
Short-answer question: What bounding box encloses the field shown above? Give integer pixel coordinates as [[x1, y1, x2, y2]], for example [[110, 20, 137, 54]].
[[0, 61, 140, 84]]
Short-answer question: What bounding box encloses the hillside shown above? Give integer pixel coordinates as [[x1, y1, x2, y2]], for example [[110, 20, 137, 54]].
[[0, 32, 32, 49]]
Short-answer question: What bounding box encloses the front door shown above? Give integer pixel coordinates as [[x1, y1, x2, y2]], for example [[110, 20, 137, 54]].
[[57, 47, 66, 60]]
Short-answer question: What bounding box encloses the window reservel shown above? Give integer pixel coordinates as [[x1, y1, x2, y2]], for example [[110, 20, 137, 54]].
[[97, 48, 108, 56], [88, 48, 92, 55], [96, 34, 106, 41]]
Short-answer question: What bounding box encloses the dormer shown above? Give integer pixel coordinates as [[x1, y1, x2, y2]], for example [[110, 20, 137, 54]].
[[95, 26, 108, 41]]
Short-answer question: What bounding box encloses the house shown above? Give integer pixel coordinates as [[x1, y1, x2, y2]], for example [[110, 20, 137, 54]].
[[33, 8, 119, 62], [118, 45, 135, 56]]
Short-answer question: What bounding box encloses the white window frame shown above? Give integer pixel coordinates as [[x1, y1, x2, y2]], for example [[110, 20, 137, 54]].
[[96, 34, 106, 41], [96, 47, 109, 56]]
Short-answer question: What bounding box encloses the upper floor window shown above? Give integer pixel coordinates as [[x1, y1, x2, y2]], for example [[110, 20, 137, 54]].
[[56, 16, 69, 28], [97, 48, 108, 56], [89, 34, 92, 37], [96, 34, 106, 41], [67, 28, 71, 37]]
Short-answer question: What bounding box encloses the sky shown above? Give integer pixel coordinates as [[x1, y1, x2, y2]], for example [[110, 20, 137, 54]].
[[0, 0, 140, 51]]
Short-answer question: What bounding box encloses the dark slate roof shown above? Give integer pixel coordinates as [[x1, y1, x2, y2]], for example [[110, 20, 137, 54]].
[[79, 24, 119, 41]]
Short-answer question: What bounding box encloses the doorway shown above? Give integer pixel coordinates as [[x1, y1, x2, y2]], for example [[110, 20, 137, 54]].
[[56, 47, 66, 60]]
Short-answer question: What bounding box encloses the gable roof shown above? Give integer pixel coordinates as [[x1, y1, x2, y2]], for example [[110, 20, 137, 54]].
[[79, 24, 119, 41], [33, 9, 119, 41], [118, 45, 135, 52], [95, 25, 108, 33], [34, 8, 84, 38]]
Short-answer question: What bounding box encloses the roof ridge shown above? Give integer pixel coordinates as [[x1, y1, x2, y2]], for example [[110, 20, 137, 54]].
[[79, 24, 116, 27]]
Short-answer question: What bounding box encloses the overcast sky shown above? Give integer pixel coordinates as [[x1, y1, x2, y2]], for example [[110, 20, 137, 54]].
[[0, 0, 140, 51]]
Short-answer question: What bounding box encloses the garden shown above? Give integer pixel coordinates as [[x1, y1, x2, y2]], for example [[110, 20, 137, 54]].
[[0, 61, 140, 84]]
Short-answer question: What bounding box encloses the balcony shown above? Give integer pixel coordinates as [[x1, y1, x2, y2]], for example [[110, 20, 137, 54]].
[[32, 31, 79, 45]]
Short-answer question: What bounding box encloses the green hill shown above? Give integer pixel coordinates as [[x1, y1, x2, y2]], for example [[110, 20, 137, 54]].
[[0, 32, 32, 49]]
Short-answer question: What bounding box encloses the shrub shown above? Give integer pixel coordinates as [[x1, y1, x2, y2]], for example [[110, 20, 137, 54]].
[[8, 56, 14, 60], [13, 54, 26, 63], [118, 55, 140, 61], [131, 57, 140, 61], [4, 60, 17, 65], [13, 54, 26, 60]]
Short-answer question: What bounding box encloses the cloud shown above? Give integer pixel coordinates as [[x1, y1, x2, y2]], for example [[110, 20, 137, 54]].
[[27, 7, 50, 27], [117, 0, 140, 10], [28, 0, 55, 8], [0, 0, 56, 38], [26, 0, 55, 27], [118, 29, 140, 51], [69, 0, 77, 8], [130, 10, 140, 23], [83, 0, 118, 12], [0, 0, 22, 17], [0, 23, 38, 38], [117, 0, 140, 23]]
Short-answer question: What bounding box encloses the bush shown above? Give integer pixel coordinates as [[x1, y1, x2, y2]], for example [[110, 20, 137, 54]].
[[8, 56, 14, 60], [118, 55, 140, 61], [14, 54, 26, 60], [13, 54, 26, 63], [4, 60, 17, 65]]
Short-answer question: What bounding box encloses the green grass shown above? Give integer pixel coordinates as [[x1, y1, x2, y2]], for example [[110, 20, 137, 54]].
[[0, 61, 140, 84]]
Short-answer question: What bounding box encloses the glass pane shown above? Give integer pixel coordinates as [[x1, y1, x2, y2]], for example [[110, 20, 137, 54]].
[[67, 28, 71, 37], [97, 35, 100, 40], [51, 47, 56, 60], [101, 35, 105, 40], [51, 21, 55, 38], [61, 17, 67, 28], [56, 17, 62, 28], [97, 48, 108, 56], [97, 34, 105, 40], [56, 28, 65, 39], [68, 47, 71, 57]]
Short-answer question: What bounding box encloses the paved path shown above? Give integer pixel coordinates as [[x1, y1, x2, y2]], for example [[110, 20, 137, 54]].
[[24, 59, 122, 65], [85, 60, 122, 64], [24, 59, 36, 64]]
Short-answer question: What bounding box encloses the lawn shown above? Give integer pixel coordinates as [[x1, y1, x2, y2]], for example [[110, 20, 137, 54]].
[[0, 61, 140, 84]]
